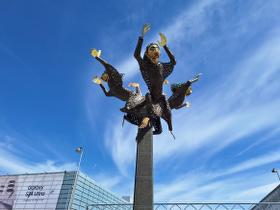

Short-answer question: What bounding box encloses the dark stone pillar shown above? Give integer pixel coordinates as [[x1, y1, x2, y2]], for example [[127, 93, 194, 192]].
[[133, 128, 153, 210]]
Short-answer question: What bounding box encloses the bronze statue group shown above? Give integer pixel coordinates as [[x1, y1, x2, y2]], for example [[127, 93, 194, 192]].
[[91, 24, 201, 141]]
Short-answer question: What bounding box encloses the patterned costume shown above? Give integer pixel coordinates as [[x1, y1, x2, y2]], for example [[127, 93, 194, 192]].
[[168, 81, 192, 110], [134, 37, 176, 132], [95, 56, 133, 101], [94, 56, 162, 141]]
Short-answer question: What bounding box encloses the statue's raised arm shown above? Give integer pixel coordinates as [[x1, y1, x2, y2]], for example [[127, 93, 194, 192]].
[[133, 25, 175, 135], [134, 24, 150, 63], [157, 33, 176, 79], [91, 49, 108, 67], [91, 49, 131, 101]]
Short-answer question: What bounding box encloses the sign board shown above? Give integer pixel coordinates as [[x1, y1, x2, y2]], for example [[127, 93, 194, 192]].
[[0, 173, 64, 210]]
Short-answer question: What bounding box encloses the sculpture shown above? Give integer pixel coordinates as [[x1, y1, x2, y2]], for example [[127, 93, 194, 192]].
[[134, 24, 176, 136], [90, 24, 201, 210], [91, 24, 201, 141]]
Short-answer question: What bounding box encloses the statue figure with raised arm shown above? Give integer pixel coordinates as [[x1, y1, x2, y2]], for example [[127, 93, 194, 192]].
[[134, 24, 176, 137], [91, 49, 162, 139]]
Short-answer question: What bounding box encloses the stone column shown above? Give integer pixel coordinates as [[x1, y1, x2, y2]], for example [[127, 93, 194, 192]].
[[133, 128, 153, 210]]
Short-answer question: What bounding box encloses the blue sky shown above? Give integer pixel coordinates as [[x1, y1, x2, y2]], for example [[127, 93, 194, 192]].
[[1, 0, 280, 202]]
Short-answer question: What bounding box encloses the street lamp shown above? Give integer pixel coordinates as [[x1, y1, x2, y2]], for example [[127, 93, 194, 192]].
[[272, 168, 280, 181], [68, 146, 84, 210], [75, 146, 84, 172]]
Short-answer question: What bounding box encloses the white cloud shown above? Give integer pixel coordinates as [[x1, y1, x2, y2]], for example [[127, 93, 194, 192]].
[[89, 171, 134, 199], [92, 173, 121, 191], [216, 151, 280, 177], [163, 0, 221, 44], [237, 127, 280, 156], [116, 58, 138, 80], [104, 117, 137, 176], [165, 177, 278, 202], [233, 183, 278, 201], [0, 138, 76, 175], [32, 161, 77, 173], [154, 149, 280, 202], [155, 167, 279, 202]]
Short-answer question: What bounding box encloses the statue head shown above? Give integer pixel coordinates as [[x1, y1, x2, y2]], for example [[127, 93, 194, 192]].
[[101, 72, 109, 82], [144, 43, 160, 64]]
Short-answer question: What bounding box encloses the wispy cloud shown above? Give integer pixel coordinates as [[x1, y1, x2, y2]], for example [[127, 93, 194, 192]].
[[233, 183, 278, 201], [0, 152, 76, 175], [154, 149, 280, 201], [104, 117, 137, 176], [157, 174, 278, 202], [92, 173, 122, 190], [216, 150, 280, 177], [0, 134, 76, 174], [237, 127, 280, 156]]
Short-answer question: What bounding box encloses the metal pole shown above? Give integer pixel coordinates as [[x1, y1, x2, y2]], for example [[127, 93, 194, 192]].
[[77, 149, 84, 172], [68, 148, 84, 210]]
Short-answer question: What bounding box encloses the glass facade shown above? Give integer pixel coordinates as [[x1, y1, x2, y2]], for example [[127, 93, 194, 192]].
[[56, 172, 76, 210], [0, 171, 127, 210], [69, 172, 127, 210]]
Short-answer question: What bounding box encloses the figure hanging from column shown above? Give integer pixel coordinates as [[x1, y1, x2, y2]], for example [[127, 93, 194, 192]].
[[91, 49, 162, 139]]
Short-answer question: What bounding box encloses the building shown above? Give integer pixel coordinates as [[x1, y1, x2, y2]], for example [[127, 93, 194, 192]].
[[252, 184, 280, 210], [0, 171, 127, 210]]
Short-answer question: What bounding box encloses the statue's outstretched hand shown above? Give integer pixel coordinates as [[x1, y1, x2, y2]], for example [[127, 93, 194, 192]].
[[91, 49, 101, 58], [141, 24, 151, 37], [92, 76, 102, 85], [190, 73, 202, 83], [128, 82, 140, 88], [157, 33, 167, 47]]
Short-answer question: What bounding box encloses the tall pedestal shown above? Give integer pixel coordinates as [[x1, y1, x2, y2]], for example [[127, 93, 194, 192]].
[[133, 128, 153, 210]]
